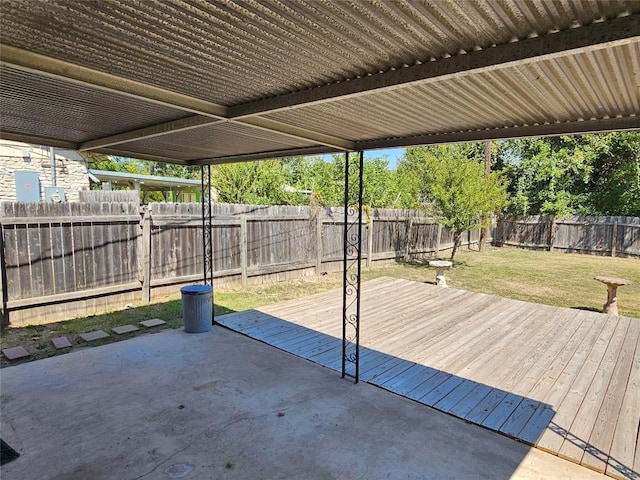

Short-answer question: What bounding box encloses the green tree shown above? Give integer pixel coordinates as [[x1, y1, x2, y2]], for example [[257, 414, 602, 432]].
[[500, 137, 593, 216], [286, 153, 400, 209], [585, 132, 640, 216], [497, 133, 640, 216], [212, 159, 298, 205], [399, 145, 508, 261], [148, 162, 199, 180]]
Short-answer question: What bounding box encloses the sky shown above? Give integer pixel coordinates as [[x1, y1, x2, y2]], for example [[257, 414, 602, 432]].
[[321, 147, 406, 169], [367, 148, 406, 169]]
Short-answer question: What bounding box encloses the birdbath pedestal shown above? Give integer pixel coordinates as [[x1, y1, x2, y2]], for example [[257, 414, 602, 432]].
[[428, 260, 453, 287], [594, 276, 633, 316]]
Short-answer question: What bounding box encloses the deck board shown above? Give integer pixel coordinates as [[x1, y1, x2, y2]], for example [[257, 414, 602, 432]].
[[606, 322, 640, 479], [536, 315, 622, 455], [557, 317, 630, 463], [218, 277, 639, 479], [584, 317, 639, 474]]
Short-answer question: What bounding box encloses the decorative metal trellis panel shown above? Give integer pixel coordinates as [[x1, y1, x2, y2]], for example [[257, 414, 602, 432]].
[[201, 165, 215, 323], [342, 151, 364, 383]]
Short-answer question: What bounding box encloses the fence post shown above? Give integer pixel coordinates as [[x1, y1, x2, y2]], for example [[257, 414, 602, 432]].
[[435, 223, 443, 256], [610, 222, 618, 257], [240, 215, 248, 287], [494, 217, 502, 246], [0, 223, 8, 328], [367, 216, 374, 268], [141, 208, 152, 303], [404, 217, 413, 261], [316, 215, 323, 273], [548, 216, 557, 251]]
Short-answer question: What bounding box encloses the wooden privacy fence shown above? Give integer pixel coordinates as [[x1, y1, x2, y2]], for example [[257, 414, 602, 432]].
[[494, 215, 640, 257], [0, 202, 478, 326]]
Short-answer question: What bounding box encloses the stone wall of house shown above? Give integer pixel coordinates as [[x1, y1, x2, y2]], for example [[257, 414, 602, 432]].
[[0, 141, 89, 202]]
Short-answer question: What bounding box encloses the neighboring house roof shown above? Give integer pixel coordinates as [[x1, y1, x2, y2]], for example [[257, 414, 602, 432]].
[[283, 185, 313, 195], [89, 169, 202, 191], [0, 141, 86, 164]]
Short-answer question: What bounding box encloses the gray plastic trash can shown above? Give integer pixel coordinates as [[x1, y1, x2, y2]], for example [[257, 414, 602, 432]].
[[181, 284, 213, 333]]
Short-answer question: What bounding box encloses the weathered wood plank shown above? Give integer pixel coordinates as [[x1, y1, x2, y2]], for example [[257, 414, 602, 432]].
[[61, 206, 76, 293], [634, 436, 640, 477], [511, 309, 593, 398], [526, 314, 607, 403], [359, 353, 407, 378], [518, 404, 557, 445], [481, 393, 526, 432], [381, 364, 440, 393], [583, 316, 639, 473], [556, 316, 630, 463], [289, 335, 337, 358], [419, 375, 465, 405], [433, 379, 480, 413], [362, 357, 415, 383], [536, 315, 622, 454], [446, 383, 495, 419], [605, 319, 640, 478], [462, 305, 567, 387], [6, 282, 141, 309], [376, 289, 488, 359], [420, 299, 533, 374], [499, 398, 542, 439], [465, 389, 509, 424], [26, 222, 43, 297], [15, 212, 33, 298], [404, 370, 452, 400], [495, 215, 639, 257], [50, 220, 65, 295]]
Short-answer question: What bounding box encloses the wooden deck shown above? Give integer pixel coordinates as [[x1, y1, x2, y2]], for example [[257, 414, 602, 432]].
[[217, 277, 640, 479]]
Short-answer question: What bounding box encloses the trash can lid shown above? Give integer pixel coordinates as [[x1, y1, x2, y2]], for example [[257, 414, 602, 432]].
[[180, 284, 213, 295]]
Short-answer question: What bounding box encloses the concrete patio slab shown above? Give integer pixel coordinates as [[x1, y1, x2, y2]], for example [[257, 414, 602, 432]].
[[0, 326, 604, 480]]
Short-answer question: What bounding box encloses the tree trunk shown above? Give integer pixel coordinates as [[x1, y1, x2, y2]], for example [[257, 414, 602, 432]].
[[450, 232, 461, 262]]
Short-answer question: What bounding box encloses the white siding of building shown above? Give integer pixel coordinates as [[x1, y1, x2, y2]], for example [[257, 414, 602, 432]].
[[0, 141, 89, 202]]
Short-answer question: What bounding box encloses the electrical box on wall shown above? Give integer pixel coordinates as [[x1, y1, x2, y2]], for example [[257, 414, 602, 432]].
[[15, 170, 41, 202], [45, 186, 66, 203]]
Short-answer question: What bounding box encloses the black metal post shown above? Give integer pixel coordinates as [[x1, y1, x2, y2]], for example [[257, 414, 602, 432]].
[[201, 165, 215, 324], [342, 153, 349, 378], [0, 224, 9, 329], [342, 151, 364, 383]]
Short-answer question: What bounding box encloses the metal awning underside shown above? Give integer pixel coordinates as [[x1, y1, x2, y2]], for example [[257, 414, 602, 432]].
[[1, 0, 639, 165]]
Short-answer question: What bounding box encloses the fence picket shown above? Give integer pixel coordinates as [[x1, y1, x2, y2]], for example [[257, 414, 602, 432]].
[[495, 215, 639, 257], [10, 203, 635, 325]]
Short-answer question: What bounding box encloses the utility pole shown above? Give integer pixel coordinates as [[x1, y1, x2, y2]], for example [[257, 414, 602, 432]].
[[50, 146, 57, 187], [479, 141, 491, 252]]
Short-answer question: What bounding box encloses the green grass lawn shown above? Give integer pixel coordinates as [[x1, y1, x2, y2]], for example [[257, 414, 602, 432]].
[[2, 246, 638, 366], [386, 247, 639, 317]]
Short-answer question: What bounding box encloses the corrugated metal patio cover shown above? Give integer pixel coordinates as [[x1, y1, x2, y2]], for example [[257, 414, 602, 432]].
[[1, 1, 639, 165]]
